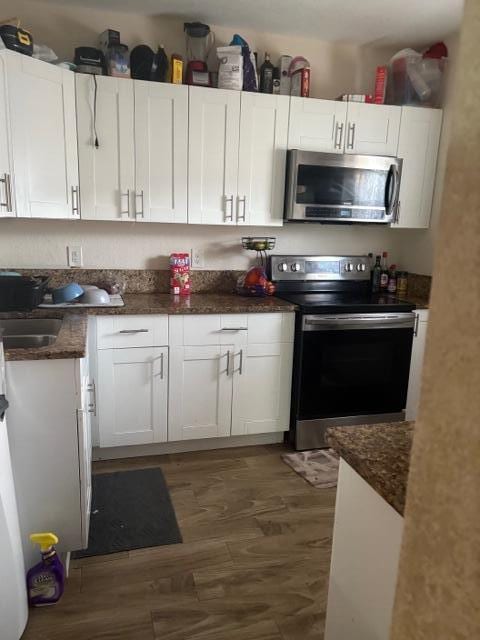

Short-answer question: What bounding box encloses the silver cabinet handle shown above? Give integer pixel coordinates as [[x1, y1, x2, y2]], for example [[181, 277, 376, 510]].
[[120, 189, 131, 217], [71, 185, 80, 217], [334, 122, 344, 150], [160, 352, 164, 380], [238, 349, 244, 375], [351, 122, 356, 149], [220, 327, 248, 331], [226, 350, 231, 376], [224, 195, 234, 222], [135, 190, 144, 219], [0, 173, 13, 212], [237, 196, 246, 222], [347, 122, 355, 149], [87, 380, 96, 416], [119, 329, 149, 334]]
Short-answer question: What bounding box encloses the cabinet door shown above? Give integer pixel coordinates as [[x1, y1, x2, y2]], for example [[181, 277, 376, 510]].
[[237, 93, 289, 227], [76, 74, 135, 221], [97, 347, 167, 447], [405, 311, 429, 421], [169, 345, 233, 441], [188, 86, 240, 225], [345, 103, 401, 156], [394, 107, 442, 229], [288, 97, 347, 152], [7, 52, 79, 219], [231, 342, 293, 436], [135, 82, 188, 223], [0, 54, 15, 217]]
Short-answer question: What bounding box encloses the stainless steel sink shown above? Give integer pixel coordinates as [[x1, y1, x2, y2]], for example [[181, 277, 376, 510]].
[[0, 319, 62, 349]]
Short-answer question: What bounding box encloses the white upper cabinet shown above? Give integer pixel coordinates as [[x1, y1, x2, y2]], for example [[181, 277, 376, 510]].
[[188, 86, 240, 225], [345, 103, 401, 156], [288, 97, 348, 153], [76, 74, 135, 221], [134, 82, 188, 223], [0, 54, 15, 217], [393, 107, 442, 229], [5, 51, 79, 219], [237, 93, 289, 226]]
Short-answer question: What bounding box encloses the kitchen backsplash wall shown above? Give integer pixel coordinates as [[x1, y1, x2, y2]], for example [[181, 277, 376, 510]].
[[0, 219, 403, 270]]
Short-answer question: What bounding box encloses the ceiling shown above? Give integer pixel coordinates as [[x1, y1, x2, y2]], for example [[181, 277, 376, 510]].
[[41, 0, 463, 46]]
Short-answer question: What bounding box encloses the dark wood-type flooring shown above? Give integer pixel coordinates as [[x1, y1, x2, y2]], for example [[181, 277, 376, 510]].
[[22, 444, 336, 639]]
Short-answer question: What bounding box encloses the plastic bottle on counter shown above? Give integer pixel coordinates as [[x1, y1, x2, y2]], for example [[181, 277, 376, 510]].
[[387, 264, 397, 293], [397, 271, 408, 296], [371, 255, 382, 293]]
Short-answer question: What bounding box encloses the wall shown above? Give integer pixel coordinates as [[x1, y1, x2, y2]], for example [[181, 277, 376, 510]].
[[0, 219, 401, 270], [390, 2, 480, 637], [395, 33, 459, 275]]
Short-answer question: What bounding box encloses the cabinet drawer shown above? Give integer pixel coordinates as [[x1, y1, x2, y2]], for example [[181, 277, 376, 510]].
[[170, 314, 249, 346], [96, 315, 168, 349], [247, 313, 295, 344]]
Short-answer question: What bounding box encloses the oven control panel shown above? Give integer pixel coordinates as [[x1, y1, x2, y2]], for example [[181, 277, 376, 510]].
[[269, 255, 371, 281]]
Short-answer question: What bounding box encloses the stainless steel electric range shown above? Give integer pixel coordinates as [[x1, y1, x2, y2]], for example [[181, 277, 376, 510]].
[[268, 255, 416, 450]]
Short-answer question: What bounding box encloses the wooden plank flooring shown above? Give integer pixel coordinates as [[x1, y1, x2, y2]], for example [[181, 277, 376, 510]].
[[22, 444, 336, 640]]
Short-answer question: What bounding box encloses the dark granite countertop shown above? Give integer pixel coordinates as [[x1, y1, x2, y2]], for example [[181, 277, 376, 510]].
[[1, 294, 295, 361], [327, 421, 414, 516], [96, 293, 296, 315], [403, 295, 429, 310]]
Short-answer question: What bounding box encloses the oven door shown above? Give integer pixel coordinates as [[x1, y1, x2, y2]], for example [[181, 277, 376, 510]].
[[285, 150, 402, 223], [294, 313, 414, 449]]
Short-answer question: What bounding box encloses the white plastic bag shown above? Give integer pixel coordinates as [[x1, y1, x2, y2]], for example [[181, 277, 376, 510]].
[[217, 45, 243, 91]]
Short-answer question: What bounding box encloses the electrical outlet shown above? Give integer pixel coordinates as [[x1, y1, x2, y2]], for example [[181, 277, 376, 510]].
[[67, 245, 83, 268], [191, 247, 204, 270]]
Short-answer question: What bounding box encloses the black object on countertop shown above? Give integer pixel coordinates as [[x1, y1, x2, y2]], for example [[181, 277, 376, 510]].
[[73, 467, 182, 557], [0, 274, 50, 311]]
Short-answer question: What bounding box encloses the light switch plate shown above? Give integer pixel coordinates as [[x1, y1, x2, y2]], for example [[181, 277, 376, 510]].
[[67, 245, 83, 268], [191, 247, 204, 269]]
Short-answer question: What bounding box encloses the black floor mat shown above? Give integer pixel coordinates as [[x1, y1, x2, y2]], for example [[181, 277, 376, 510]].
[[73, 467, 182, 558]]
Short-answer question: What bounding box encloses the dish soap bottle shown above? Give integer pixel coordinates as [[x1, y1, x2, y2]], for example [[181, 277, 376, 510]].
[[27, 533, 65, 607]]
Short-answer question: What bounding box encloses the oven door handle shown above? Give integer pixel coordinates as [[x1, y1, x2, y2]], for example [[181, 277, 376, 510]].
[[303, 313, 415, 331]]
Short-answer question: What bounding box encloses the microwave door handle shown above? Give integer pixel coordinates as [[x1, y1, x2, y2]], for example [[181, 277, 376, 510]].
[[392, 166, 400, 221], [385, 165, 394, 214]]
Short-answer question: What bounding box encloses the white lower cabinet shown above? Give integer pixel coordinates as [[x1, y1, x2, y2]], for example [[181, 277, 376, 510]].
[[6, 356, 92, 567], [168, 313, 294, 442], [231, 342, 293, 436], [406, 310, 429, 421], [169, 345, 233, 441], [97, 346, 168, 447], [325, 459, 403, 640]]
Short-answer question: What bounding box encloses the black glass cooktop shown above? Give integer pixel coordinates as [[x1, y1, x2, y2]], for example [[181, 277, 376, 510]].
[[276, 291, 416, 314]]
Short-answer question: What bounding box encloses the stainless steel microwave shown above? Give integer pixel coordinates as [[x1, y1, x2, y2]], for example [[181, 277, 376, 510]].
[[284, 150, 402, 224]]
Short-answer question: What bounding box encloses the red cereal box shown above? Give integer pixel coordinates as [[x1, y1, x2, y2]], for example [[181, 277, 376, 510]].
[[170, 253, 191, 296]]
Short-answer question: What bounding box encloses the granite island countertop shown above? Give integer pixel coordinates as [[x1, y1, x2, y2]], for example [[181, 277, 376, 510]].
[[1, 293, 296, 361], [327, 421, 414, 516]]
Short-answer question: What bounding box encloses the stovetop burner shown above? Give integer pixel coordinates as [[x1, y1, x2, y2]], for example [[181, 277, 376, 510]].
[[275, 291, 415, 314]]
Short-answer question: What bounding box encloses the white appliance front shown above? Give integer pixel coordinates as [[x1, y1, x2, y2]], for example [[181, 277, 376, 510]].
[[0, 345, 28, 639]]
